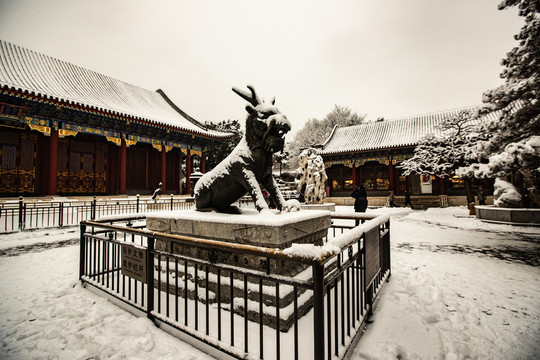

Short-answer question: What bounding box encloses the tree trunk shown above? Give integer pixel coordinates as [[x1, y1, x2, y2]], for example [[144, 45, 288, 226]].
[[464, 178, 475, 215]]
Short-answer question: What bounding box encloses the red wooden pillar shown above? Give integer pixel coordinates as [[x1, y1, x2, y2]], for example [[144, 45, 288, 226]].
[[201, 151, 206, 173], [352, 164, 357, 187], [119, 139, 127, 194], [186, 151, 192, 195], [388, 162, 396, 192], [47, 128, 59, 195], [161, 146, 167, 192]]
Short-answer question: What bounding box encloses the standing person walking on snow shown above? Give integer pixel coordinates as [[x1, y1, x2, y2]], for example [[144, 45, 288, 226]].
[[404, 189, 414, 209], [477, 186, 486, 205], [351, 185, 368, 225], [387, 190, 397, 207]]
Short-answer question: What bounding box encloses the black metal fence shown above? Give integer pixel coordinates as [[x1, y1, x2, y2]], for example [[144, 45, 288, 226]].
[[79, 213, 391, 360], [0, 195, 196, 233]]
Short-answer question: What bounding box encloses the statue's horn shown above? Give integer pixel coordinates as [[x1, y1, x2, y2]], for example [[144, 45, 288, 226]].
[[232, 84, 260, 107]]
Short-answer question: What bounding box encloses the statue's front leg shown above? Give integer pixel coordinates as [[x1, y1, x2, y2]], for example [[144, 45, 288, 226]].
[[241, 168, 270, 212]]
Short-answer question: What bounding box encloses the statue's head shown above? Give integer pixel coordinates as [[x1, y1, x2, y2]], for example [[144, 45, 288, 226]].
[[233, 85, 291, 153]]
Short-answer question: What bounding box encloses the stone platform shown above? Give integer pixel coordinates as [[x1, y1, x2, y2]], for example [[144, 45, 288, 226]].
[[476, 205, 540, 226], [300, 203, 336, 212], [146, 209, 331, 276]]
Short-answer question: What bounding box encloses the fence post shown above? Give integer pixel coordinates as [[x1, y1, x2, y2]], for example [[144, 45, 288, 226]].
[[146, 235, 155, 320], [59, 202, 64, 227], [136, 194, 140, 213], [170, 194, 174, 211], [313, 262, 325, 360], [18, 196, 24, 231], [91, 196, 96, 220], [79, 222, 86, 280]]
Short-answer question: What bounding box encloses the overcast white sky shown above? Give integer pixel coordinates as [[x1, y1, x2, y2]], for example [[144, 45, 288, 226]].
[[0, 0, 522, 139]]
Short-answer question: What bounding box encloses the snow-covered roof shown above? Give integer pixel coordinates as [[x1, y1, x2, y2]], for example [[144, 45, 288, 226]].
[[0, 40, 230, 139], [320, 106, 494, 155]]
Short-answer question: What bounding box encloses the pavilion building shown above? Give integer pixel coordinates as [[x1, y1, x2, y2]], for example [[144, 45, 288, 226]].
[[319, 108, 496, 206], [0, 40, 232, 197]]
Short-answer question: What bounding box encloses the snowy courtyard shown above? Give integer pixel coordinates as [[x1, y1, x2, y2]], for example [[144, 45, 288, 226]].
[[0, 206, 538, 360]]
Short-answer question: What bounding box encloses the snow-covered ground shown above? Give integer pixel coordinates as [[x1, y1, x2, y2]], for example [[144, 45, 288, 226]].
[[0, 206, 538, 359]]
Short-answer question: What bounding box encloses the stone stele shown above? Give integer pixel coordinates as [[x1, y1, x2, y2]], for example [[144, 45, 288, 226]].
[[146, 209, 331, 276]]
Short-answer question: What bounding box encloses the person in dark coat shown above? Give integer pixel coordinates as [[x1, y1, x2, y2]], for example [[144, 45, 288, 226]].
[[387, 190, 397, 207], [404, 190, 414, 209], [477, 186, 486, 205], [351, 185, 368, 225]]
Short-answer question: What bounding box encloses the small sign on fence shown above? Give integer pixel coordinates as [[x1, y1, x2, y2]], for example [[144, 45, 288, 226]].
[[364, 226, 380, 289], [121, 243, 147, 283]]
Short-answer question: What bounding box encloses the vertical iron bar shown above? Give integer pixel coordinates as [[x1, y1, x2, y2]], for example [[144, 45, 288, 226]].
[[327, 286, 332, 360], [341, 274, 345, 346], [205, 266, 209, 335], [91, 196, 96, 220], [106, 240, 110, 288], [334, 280, 338, 356], [157, 254, 161, 313], [276, 282, 280, 360], [244, 275, 248, 354], [112, 240, 116, 291], [166, 257, 170, 317], [18, 196, 24, 231], [184, 260, 188, 326], [259, 278, 263, 359], [146, 236, 155, 320], [175, 258, 179, 322], [195, 265, 199, 330], [230, 271, 234, 347], [313, 262, 325, 360], [79, 223, 86, 280], [347, 268, 350, 336], [294, 285, 298, 360], [218, 268, 222, 341], [117, 242, 121, 295]]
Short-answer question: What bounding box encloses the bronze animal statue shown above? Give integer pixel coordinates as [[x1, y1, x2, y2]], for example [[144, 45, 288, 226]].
[[194, 85, 300, 213]]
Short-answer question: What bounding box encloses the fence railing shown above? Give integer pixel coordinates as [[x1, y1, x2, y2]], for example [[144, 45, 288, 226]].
[[79, 213, 391, 360], [0, 195, 198, 234]]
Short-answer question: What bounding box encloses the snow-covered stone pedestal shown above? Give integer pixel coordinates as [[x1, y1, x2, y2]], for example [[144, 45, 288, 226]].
[[147, 210, 330, 276], [476, 205, 540, 226], [146, 209, 331, 330]]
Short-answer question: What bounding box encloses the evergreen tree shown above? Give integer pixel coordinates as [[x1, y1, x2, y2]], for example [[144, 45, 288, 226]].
[[204, 119, 243, 170], [458, 0, 540, 207], [287, 105, 365, 168]]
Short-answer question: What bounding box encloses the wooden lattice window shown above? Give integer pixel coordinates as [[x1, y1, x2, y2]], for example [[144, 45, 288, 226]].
[[83, 153, 93, 173], [127, 148, 147, 188], [1, 144, 17, 170], [19, 137, 34, 171], [70, 152, 81, 172]]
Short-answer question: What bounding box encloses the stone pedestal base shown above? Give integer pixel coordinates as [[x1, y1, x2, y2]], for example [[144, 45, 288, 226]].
[[147, 209, 331, 276]]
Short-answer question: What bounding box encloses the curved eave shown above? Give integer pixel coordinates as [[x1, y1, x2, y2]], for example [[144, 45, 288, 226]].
[[1, 85, 233, 140], [321, 144, 416, 157]]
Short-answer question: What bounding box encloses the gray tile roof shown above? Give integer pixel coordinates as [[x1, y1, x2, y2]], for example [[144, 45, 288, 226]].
[[0, 40, 229, 138], [320, 107, 489, 155]]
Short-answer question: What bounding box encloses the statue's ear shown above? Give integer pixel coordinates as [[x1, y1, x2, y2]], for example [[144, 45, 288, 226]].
[[246, 104, 256, 115]]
